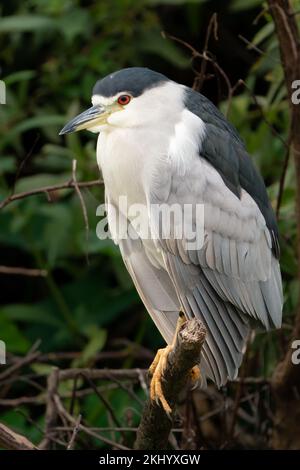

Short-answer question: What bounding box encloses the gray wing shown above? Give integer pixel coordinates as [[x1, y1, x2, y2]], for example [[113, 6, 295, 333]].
[[144, 106, 282, 386], [184, 87, 280, 258]]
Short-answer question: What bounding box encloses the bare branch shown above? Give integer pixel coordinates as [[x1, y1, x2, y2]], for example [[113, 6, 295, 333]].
[[0, 342, 40, 381], [67, 414, 82, 450], [0, 178, 103, 210], [163, 29, 240, 117], [39, 367, 60, 450], [0, 266, 47, 277], [0, 422, 38, 450]]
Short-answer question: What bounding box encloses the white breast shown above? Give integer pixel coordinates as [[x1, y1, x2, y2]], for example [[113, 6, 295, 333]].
[[97, 124, 177, 212], [97, 129, 144, 209]]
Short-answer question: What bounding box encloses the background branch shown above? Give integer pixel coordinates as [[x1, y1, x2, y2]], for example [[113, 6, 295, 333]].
[[0, 178, 103, 210], [0, 266, 48, 277], [0, 423, 38, 450]]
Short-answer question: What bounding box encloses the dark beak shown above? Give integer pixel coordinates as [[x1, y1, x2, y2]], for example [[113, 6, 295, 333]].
[[59, 104, 108, 135]]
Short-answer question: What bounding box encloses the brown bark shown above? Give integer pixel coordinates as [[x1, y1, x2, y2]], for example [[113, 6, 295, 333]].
[[267, 0, 300, 449]]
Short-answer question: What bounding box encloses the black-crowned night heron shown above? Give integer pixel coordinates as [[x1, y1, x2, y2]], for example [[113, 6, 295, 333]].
[[60, 67, 283, 414]]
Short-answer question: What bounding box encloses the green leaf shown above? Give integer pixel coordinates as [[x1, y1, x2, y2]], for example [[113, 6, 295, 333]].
[[0, 15, 57, 33], [230, 0, 263, 10], [57, 9, 91, 42], [0, 116, 66, 149], [1, 304, 61, 327], [4, 70, 36, 86], [74, 326, 107, 366], [30, 363, 56, 375], [0, 314, 30, 354], [41, 204, 73, 266], [252, 22, 274, 47], [0, 156, 16, 173]]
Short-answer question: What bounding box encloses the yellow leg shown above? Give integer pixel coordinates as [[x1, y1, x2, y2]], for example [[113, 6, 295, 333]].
[[149, 312, 200, 414], [149, 345, 173, 414], [190, 365, 201, 388]]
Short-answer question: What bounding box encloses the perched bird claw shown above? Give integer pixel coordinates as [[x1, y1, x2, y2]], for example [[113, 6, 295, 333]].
[[149, 345, 173, 415], [149, 312, 201, 415], [190, 365, 201, 390]]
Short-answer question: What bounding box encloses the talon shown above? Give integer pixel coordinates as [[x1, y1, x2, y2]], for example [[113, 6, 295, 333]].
[[148, 312, 188, 415], [149, 345, 173, 415], [190, 365, 201, 382], [190, 365, 201, 389], [148, 348, 163, 377]]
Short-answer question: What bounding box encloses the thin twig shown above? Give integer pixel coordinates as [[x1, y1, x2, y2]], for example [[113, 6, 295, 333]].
[[0, 342, 40, 381], [15, 407, 67, 447], [193, 13, 218, 91], [67, 414, 82, 450], [39, 367, 59, 450], [0, 178, 102, 210], [104, 370, 144, 407], [53, 394, 129, 450], [80, 372, 125, 439], [238, 34, 280, 63], [12, 134, 40, 195], [163, 31, 240, 117], [0, 266, 47, 277], [239, 79, 289, 149]]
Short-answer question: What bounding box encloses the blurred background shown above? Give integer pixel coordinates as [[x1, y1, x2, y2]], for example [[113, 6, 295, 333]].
[[0, 0, 298, 450]]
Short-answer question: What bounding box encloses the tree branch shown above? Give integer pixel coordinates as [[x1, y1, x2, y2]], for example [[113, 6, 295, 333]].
[[39, 367, 59, 450], [0, 266, 48, 277], [134, 318, 206, 450], [0, 423, 38, 450], [0, 178, 103, 210]]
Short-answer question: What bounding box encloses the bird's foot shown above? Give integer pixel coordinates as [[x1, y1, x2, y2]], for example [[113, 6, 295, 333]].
[[149, 311, 188, 415], [189, 365, 201, 389], [149, 345, 173, 415]]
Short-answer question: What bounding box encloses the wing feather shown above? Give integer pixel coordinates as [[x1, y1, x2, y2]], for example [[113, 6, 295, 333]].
[[144, 108, 282, 385]]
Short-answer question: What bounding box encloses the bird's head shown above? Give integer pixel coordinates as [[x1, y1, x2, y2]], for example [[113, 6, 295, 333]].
[[59, 67, 182, 135]]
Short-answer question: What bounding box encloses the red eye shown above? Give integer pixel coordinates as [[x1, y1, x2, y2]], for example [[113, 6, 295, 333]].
[[117, 94, 131, 105]]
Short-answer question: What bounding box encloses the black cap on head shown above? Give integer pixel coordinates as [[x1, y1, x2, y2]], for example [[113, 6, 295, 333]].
[[92, 67, 169, 98]]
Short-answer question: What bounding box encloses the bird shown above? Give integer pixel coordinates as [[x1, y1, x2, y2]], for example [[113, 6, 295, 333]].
[[60, 67, 283, 414]]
